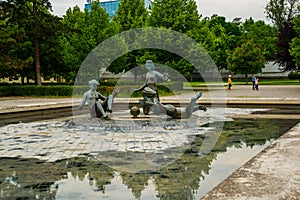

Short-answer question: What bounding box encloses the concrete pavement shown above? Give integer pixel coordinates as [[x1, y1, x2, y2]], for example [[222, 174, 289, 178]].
[[202, 122, 300, 200]]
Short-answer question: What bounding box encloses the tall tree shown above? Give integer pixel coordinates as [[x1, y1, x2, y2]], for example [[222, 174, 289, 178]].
[[111, 0, 148, 77], [206, 15, 242, 70], [276, 20, 297, 70], [240, 18, 277, 61], [265, 0, 300, 71], [147, 0, 202, 79], [290, 6, 300, 71], [113, 0, 148, 31], [0, 0, 62, 85], [60, 2, 118, 81], [227, 40, 266, 83], [59, 6, 86, 81], [148, 0, 200, 33], [0, 1, 34, 80], [265, 0, 299, 28]]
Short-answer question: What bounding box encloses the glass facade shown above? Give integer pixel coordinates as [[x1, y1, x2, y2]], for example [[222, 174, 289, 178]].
[[85, 0, 151, 18], [144, 0, 152, 10]]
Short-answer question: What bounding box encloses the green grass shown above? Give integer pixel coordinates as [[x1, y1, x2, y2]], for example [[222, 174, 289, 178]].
[[184, 79, 299, 87], [184, 82, 224, 87], [252, 79, 300, 85]]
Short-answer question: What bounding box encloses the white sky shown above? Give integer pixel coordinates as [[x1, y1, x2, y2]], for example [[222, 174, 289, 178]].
[[49, 0, 269, 22]]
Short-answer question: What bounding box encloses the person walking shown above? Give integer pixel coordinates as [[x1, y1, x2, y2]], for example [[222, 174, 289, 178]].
[[252, 74, 256, 90], [255, 77, 259, 91], [227, 75, 232, 90]]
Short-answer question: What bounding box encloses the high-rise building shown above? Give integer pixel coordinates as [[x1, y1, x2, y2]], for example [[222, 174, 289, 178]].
[[85, 0, 151, 18]]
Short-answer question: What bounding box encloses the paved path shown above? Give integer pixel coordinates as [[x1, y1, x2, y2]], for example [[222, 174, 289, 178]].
[[202, 122, 300, 200], [207, 85, 300, 99]]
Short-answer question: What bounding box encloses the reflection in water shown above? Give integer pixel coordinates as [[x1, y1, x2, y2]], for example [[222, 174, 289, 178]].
[[0, 118, 299, 199]]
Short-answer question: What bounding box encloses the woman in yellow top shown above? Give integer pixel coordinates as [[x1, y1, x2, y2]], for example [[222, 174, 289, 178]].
[[228, 75, 232, 90]]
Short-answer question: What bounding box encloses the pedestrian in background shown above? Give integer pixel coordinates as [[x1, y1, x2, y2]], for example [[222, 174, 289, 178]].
[[255, 76, 259, 91], [252, 74, 256, 90], [228, 75, 232, 90]]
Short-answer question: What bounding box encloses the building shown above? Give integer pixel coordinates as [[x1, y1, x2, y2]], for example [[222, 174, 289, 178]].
[[85, 0, 151, 18], [219, 61, 290, 79]]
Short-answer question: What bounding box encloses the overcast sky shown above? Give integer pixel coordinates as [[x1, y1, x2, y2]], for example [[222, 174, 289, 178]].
[[49, 0, 269, 22]]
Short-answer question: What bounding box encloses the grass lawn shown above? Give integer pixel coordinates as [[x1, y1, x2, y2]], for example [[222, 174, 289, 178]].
[[185, 79, 299, 87], [250, 79, 300, 85]]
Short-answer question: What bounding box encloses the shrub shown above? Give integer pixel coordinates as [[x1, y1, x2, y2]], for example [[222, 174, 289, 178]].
[[0, 82, 183, 97], [0, 85, 74, 97], [288, 71, 300, 80]]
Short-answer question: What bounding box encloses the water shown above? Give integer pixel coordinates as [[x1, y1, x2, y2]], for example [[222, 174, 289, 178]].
[[0, 116, 298, 199]]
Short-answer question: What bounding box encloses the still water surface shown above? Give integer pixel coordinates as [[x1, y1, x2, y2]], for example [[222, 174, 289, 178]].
[[0, 118, 298, 199]]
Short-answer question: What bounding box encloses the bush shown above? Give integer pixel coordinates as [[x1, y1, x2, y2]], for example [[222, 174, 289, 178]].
[[0, 85, 74, 97], [158, 82, 183, 92], [98, 80, 117, 86], [288, 71, 300, 80], [0, 82, 184, 97]]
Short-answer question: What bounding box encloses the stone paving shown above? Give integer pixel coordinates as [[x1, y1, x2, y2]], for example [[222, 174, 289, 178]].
[[0, 106, 275, 176], [0, 110, 208, 167], [0, 106, 260, 173]]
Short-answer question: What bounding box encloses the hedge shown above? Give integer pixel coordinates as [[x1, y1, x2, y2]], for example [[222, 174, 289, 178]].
[[0, 85, 74, 97], [288, 72, 300, 80], [0, 82, 183, 97]]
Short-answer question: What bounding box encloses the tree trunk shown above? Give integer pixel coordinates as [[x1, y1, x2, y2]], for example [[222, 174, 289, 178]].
[[245, 74, 248, 85], [189, 72, 193, 82], [132, 66, 137, 81], [34, 38, 41, 85], [33, 0, 41, 85]]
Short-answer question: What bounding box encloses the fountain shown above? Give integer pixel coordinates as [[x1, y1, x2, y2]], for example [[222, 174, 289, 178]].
[[0, 117, 298, 199], [0, 27, 230, 199]]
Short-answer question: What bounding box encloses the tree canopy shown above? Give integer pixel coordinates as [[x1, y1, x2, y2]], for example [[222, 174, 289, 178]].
[[265, 0, 300, 71], [113, 0, 148, 31], [290, 6, 300, 70], [227, 40, 266, 81], [240, 18, 277, 61], [0, 0, 294, 84], [59, 1, 118, 81], [0, 0, 62, 84]]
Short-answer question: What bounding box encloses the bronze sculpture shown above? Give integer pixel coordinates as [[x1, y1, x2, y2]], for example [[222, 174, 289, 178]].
[[79, 79, 119, 119], [80, 61, 206, 119], [133, 60, 206, 118], [134, 60, 169, 114]]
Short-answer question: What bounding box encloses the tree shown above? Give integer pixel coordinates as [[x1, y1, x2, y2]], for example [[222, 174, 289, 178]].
[[0, 0, 62, 85], [206, 15, 242, 70], [290, 6, 300, 71], [227, 40, 266, 83], [276, 20, 297, 71], [113, 0, 148, 31], [30, 0, 57, 85], [265, 0, 299, 28], [240, 18, 277, 61], [59, 6, 86, 81], [148, 0, 200, 33], [111, 0, 148, 77], [147, 0, 202, 79], [0, 2, 34, 80], [59, 2, 118, 81], [265, 0, 300, 71]]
